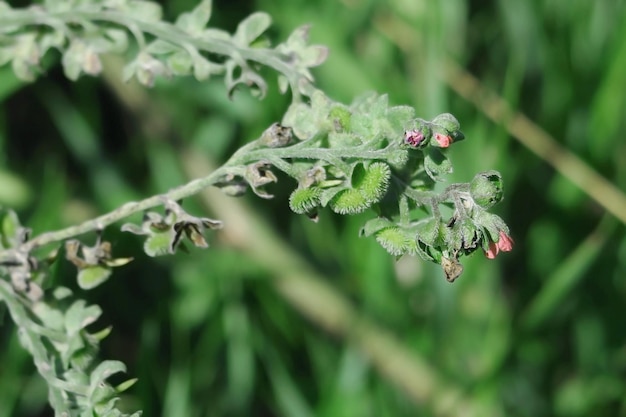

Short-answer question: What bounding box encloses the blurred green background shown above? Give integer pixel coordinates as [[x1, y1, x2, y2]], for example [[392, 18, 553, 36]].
[[1, 0, 626, 416]]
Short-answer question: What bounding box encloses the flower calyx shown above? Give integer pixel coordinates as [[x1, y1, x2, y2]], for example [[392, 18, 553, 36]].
[[470, 170, 504, 209], [431, 113, 464, 148], [0, 208, 45, 300], [65, 234, 133, 290], [259, 123, 293, 148], [245, 161, 278, 199], [404, 120, 432, 149], [121, 199, 222, 257], [403, 113, 464, 150]]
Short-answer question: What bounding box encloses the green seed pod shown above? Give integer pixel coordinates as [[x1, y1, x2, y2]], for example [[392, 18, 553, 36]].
[[375, 227, 415, 256], [470, 170, 504, 209], [289, 187, 321, 214], [353, 162, 391, 205], [329, 188, 369, 214]]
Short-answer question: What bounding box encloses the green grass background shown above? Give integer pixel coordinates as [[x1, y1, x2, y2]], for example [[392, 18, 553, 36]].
[[1, 0, 626, 416]]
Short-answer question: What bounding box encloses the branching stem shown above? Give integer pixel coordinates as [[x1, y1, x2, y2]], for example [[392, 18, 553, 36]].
[[2, 136, 414, 254], [0, 7, 304, 96]]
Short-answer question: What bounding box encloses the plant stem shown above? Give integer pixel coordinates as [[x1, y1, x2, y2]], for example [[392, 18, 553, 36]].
[[0, 280, 71, 414], [13, 165, 233, 252], [1, 134, 408, 254], [1, 7, 304, 96]]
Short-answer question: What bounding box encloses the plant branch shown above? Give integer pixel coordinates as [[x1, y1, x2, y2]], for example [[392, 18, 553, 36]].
[[3, 9, 292, 76], [11, 167, 228, 253]]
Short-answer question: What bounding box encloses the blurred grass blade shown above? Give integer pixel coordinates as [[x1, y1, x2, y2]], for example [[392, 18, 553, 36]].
[[521, 216, 616, 330], [183, 151, 504, 417], [374, 15, 626, 226], [0, 67, 24, 102], [442, 59, 626, 226], [39, 84, 139, 209], [260, 344, 314, 417]]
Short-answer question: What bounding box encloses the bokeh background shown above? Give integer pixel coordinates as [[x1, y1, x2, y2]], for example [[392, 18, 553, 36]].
[[1, 0, 626, 416]]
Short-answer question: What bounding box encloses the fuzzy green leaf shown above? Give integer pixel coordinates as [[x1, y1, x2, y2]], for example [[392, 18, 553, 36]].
[[360, 217, 395, 237], [234, 12, 271, 45], [353, 162, 390, 204], [424, 148, 452, 181], [90, 383, 116, 404], [167, 50, 193, 75], [90, 360, 127, 388], [175, 0, 212, 36], [299, 45, 329, 68], [91, 326, 113, 342], [327, 132, 362, 148], [289, 187, 321, 214], [143, 230, 174, 257], [350, 112, 376, 138], [282, 102, 316, 140], [31, 302, 65, 332], [10, 34, 39, 82], [124, 0, 162, 22], [329, 188, 369, 214], [329, 105, 351, 131], [386, 105, 416, 135], [115, 378, 139, 393], [77, 266, 112, 290], [375, 227, 415, 256], [65, 300, 102, 336], [52, 287, 73, 300], [415, 217, 442, 247], [0, 208, 22, 248], [386, 147, 410, 169]]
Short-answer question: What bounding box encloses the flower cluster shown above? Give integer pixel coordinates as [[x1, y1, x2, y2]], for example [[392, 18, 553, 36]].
[[484, 230, 514, 259], [403, 113, 465, 150]]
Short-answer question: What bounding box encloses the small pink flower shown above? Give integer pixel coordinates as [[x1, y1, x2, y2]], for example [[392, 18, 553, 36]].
[[404, 129, 425, 147], [497, 231, 514, 252], [484, 231, 514, 259], [485, 241, 499, 259], [434, 132, 452, 148]]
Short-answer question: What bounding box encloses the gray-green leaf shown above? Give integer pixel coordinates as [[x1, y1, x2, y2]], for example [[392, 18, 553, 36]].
[[424, 148, 452, 181], [77, 266, 112, 290], [234, 12, 272, 45]]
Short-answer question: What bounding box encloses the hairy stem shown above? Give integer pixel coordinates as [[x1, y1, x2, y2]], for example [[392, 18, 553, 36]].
[[1, 134, 418, 255], [12, 166, 229, 252], [0, 6, 308, 97]]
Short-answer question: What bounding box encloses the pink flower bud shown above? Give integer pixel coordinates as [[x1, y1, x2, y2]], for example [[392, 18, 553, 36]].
[[434, 132, 452, 148], [484, 230, 514, 259], [404, 129, 425, 147], [497, 231, 514, 252], [484, 241, 499, 259]]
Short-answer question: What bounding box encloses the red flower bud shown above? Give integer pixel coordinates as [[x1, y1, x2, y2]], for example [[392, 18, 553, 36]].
[[497, 231, 514, 252], [484, 230, 514, 259], [485, 241, 499, 259], [434, 132, 452, 148]]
